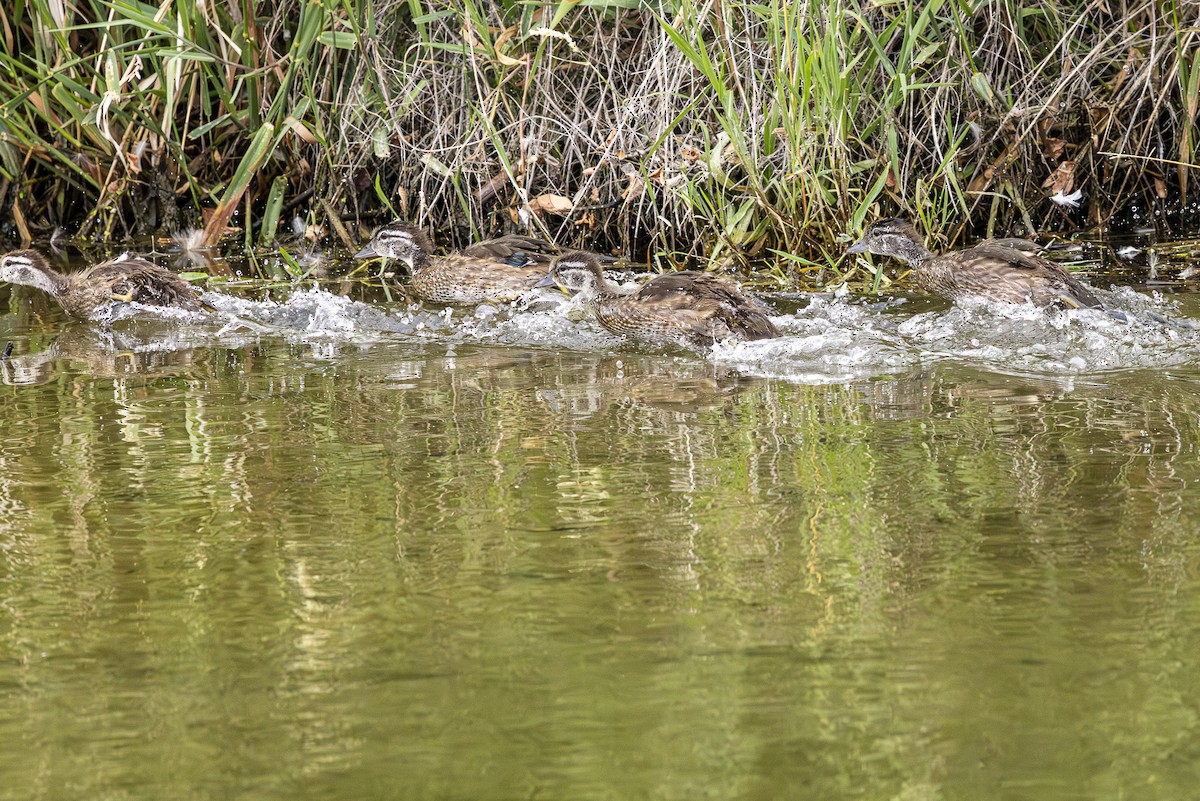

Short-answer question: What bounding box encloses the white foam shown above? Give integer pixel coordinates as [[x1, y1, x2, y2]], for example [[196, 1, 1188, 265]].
[[80, 282, 1200, 384]]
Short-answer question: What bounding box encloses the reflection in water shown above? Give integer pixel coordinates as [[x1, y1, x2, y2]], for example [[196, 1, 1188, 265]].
[[1, 277, 1200, 799], [0, 324, 207, 385]]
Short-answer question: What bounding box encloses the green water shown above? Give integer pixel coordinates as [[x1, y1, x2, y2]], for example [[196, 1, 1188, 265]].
[[2, 287, 1200, 800]]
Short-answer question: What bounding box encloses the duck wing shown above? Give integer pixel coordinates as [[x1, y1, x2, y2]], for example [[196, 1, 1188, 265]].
[[462, 236, 622, 269], [635, 272, 779, 341], [929, 242, 1102, 309], [82, 258, 202, 308], [461, 235, 561, 267], [634, 271, 743, 303], [978, 237, 1043, 253]]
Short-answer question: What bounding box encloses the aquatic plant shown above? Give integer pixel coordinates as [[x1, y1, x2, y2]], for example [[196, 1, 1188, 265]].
[[1, 1, 1197, 285]]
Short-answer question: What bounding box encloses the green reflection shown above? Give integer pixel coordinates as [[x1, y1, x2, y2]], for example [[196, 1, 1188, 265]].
[[0, 315, 1199, 800]]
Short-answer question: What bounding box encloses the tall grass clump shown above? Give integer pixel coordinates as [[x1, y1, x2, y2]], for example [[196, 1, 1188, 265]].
[[2, 1, 1199, 284], [0, 1, 345, 246], [336, 0, 1200, 275]]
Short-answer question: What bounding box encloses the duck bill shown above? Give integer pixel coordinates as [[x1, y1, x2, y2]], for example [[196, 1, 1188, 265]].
[[534, 273, 559, 289], [353, 244, 377, 258], [845, 240, 869, 254]]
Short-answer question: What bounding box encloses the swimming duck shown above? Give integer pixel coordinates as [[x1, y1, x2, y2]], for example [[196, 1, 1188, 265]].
[[354, 222, 550, 305], [845, 218, 1102, 309], [0, 249, 205, 320], [541, 251, 779, 348]]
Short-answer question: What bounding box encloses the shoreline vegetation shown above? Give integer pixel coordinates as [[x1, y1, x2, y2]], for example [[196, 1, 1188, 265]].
[[2, 1, 1198, 287]]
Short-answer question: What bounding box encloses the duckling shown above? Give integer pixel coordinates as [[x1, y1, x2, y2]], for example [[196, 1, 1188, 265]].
[[541, 251, 779, 348], [354, 222, 549, 305], [845, 218, 1102, 309], [0, 249, 205, 320]]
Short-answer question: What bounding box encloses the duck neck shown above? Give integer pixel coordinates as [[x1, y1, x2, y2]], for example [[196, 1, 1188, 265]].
[[892, 237, 934, 267], [585, 268, 626, 300], [17, 265, 69, 297], [592, 277, 624, 300], [409, 250, 432, 274]]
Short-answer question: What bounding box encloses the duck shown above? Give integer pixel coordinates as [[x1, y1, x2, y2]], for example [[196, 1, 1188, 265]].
[[353, 222, 553, 305], [540, 251, 779, 348], [845, 218, 1103, 309], [0, 249, 205, 320]]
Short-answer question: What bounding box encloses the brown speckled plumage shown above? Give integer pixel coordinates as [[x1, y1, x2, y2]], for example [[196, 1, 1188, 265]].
[[0, 249, 203, 320], [546, 252, 779, 348], [355, 222, 549, 305], [459, 234, 561, 265], [846, 218, 1103, 309]]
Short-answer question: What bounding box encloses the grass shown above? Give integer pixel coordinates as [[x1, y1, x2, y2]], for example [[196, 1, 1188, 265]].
[[1, 1, 1198, 287]]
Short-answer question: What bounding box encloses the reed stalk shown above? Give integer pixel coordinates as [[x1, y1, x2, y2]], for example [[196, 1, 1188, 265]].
[[1, 1, 1196, 284]]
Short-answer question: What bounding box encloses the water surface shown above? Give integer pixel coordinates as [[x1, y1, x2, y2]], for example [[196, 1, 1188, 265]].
[[2, 268, 1200, 800]]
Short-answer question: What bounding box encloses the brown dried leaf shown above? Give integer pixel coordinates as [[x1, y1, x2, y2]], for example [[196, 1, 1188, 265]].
[[680, 146, 701, 163], [285, 117, 317, 145], [1042, 137, 1066, 159], [528, 193, 573, 214], [968, 142, 1022, 194], [493, 50, 527, 68], [494, 24, 518, 51], [1154, 176, 1168, 199], [1041, 160, 1076, 194], [968, 166, 995, 194], [622, 174, 646, 201]]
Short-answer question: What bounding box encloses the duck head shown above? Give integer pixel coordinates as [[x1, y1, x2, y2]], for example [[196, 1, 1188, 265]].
[[0, 250, 62, 294], [538, 251, 607, 294], [846, 218, 933, 265], [353, 222, 434, 270]]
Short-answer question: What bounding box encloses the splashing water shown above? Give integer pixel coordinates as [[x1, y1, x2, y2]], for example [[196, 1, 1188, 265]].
[[61, 279, 1200, 385], [715, 287, 1200, 381]]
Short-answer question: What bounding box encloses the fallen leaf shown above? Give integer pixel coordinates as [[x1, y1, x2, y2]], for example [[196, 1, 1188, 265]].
[[622, 174, 646, 201], [528, 193, 573, 214], [493, 50, 527, 68], [285, 117, 317, 144], [1041, 160, 1076, 194], [1042, 137, 1066, 159]]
